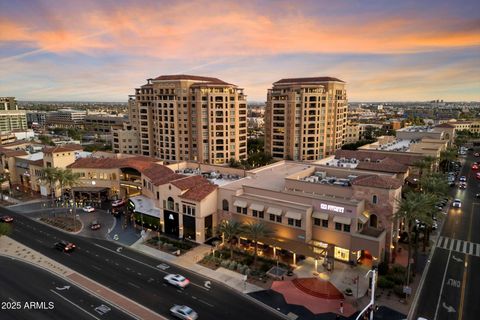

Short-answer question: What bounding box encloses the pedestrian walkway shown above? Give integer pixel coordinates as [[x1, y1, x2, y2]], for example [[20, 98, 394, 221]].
[[131, 237, 264, 294], [0, 236, 165, 320], [437, 236, 480, 257]]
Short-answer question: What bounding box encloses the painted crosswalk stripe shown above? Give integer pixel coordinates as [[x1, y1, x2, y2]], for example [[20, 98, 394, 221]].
[[463, 242, 469, 254], [445, 237, 450, 249], [450, 238, 455, 251], [469, 242, 474, 255], [476, 243, 480, 257], [438, 236, 444, 247], [456, 240, 462, 252]]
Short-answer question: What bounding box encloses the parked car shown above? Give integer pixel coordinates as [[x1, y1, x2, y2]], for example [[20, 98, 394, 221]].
[[452, 199, 462, 208], [90, 221, 101, 230], [83, 206, 95, 213], [432, 221, 438, 230], [111, 199, 125, 207], [459, 176, 467, 182], [0, 215, 13, 223], [474, 152, 479, 157], [54, 240, 76, 252], [169, 305, 198, 320], [164, 274, 190, 288]]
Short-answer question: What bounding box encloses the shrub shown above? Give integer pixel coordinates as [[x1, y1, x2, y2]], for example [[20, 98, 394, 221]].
[[220, 260, 231, 268], [377, 261, 389, 276], [393, 285, 405, 297], [242, 256, 254, 266], [260, 263, 272, 273], [236, 263, 244, 272], [228, 261, 237, 270], [391, 264, 407, 275], [390, 273, 405, 285], [377, 276, 395, 289], [244, 267, 251, 275]]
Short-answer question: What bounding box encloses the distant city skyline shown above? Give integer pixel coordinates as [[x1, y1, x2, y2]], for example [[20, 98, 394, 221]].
[[1, 0, 479, 102]]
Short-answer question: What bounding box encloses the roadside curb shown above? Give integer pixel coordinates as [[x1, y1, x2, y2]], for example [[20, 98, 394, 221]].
[[127, 242, 291, 320], [407, 209, 447, 320]]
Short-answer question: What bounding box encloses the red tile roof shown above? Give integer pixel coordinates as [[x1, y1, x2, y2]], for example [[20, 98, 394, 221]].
[[0, 149, 28, 157], [29, 159, 44, 166], [352, 175, 403, 189], [67, 156, 160, 172], [274, 77, 344, 84], [335, 150, 423, 166], [179, 181, 217, 202], [356, 157, 408, 173], [171, 175, 208, 191], [43, 144, 83, 154], [153, 75, 231, 85]]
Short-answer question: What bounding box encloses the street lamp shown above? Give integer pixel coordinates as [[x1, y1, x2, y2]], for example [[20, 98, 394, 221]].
[[356, 268, 377, 320]]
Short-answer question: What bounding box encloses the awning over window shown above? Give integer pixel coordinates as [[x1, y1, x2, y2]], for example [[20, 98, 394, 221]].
[[249, 203, 265, 212], [358, 214, 369, 224], [267, 207, 283, 216], [312, 212, 329, 220], [233, 200, 247, 208], [285, 211, 302, 220], [333, 216, 352, 225]]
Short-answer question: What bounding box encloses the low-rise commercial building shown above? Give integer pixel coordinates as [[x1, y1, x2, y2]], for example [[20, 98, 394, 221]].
[[46, 109, 86, 128]]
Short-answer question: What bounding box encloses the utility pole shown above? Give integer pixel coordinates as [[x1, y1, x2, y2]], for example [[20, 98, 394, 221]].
[[356, 267, 377, 320]]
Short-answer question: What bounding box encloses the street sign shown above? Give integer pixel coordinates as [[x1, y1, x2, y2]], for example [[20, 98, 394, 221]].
[[403, 286, 412, 295]]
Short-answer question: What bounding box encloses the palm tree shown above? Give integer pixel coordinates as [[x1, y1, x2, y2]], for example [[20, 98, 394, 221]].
[[439, 148, 457, 172], [243, 221, 272, 265], [395, 192, 436, 285], [217, 220, 245, 260], [39, 167, 60, 207], [63, 169, 82, 227]]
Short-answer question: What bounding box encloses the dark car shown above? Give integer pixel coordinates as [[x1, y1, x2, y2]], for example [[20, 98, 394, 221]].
[[54, 240, 76, 252], [90, 221, 101, 230], [0, 215, 13, 223], [476, 193, 480, 198]]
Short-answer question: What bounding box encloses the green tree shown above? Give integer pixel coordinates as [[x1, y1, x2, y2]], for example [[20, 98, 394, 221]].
[[39, 167, 60, 206], [242, 221, 273, 265], [395, 192, 436, 283], [247, 138, 264, 155], [217, 220, 245, 260], [439, 148, 457, 172]]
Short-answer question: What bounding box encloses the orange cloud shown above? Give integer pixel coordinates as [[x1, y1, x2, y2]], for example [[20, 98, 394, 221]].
[[1, 1, 479, 61]]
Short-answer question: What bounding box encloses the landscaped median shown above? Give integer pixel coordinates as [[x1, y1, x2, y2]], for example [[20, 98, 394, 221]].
[[145, 235, 198, 256]]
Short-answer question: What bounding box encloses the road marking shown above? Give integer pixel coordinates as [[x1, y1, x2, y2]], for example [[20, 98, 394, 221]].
[[93, 243, 209, 291], [446, 278, 461, 288], [50, 289, 101, 320], [450, 239, 455, 250], [452, 256, 462, 263], [55, 285, 70, 291], [442, 302, 456, 313], [91, 265, 101, 271], [434, 248, 452, 320], [8, 298, 16, 302], [456, 240, 461, 252], [469, 243, 474, 255], [204, 281, 211, 289], [127, 282, 140, 289], [476, 243, 480, 256]]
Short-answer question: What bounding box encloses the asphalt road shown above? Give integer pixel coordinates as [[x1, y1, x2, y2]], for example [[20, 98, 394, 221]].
[[1, 207, 284, 320], [0, 256, 134, 320], [414, 150, 480, 320]]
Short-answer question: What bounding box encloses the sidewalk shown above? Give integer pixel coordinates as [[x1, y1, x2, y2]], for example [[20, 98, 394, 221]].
[[131, 237, 264, 294], [0, 236, 165, 320]]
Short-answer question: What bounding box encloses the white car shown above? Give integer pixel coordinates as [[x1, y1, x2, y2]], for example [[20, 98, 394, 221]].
[[170, 305, 198, 320], [83, 206, 95, 212], [164, 274, 190, 288], [111, 199, 125, 207], [452, 199, 462, 208], [459, 176, 467, 182]]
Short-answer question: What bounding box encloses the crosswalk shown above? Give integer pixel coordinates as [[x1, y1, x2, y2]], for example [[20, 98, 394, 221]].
[[437, 236, 480, 257]]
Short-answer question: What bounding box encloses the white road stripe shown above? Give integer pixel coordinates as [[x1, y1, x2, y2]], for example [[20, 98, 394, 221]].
[[438, 236, 445, 248], [469, 242, 474, 255], [450, 238, 455, 251], [128, 282, 140, 289], [50, 289, 101, 320], [457, 240, 462, 252], [476, 243, 480, 257]]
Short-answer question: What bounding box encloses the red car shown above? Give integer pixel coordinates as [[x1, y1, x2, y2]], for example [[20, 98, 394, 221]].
[[472, 164, 479, 170], [0, 215, 13, 223], [54, 241, 76, 252]]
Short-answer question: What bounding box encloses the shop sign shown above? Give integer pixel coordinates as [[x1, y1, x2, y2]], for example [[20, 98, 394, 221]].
[[320, 203, 345, 213]]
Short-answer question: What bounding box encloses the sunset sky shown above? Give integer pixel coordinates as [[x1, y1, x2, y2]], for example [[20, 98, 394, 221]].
[[1, 0, 479, 102]]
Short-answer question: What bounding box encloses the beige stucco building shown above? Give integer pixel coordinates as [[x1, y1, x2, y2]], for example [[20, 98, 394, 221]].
[[265, 77, 347, 161], [344, 121, 360, 144], [113, 75, 248, 165]]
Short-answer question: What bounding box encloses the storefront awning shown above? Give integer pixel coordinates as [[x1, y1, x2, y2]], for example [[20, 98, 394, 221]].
[[285, 211, 302, 220], [267, 207, 283, 216], [312, 212, 329, 220], [249, 203, 265, 212], [233, 200, 247, 208], [333, 216, 351, 225], [358, 214, 369, 224]]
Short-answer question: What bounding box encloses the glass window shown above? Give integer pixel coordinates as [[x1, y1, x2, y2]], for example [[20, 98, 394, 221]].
[[295, 219, 301, 227], [269, 214, 275, 221], [242, 207, 247, 215], [322, 219, 329, 228], [313, 218, 321, 226], [335, 222, 342, 230], [288, 218, 294, 226], [343, 224, 351, 232], [276, 216, 282, 223], [259, 211, 264, 219], [372, 195, 378, 204], [236, 206, 242, 213], [252, 210, 258, 217]]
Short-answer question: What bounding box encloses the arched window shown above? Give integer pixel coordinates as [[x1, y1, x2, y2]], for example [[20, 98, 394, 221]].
[[370, 214, 378, 228], [372, 195, 378, 204], [222, 199, 229, 211], [167, 197, 174, 210]]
